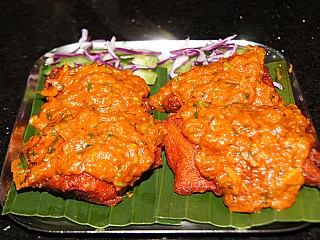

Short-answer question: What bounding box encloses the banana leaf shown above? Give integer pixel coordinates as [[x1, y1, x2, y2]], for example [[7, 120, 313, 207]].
[[2, 60, 320, 230]]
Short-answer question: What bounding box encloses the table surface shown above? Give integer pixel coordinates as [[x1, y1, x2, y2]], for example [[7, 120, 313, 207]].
[[0, 0, 319, 239]]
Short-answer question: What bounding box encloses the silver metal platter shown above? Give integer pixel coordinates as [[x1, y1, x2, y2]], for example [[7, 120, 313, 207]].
[[0, 40, 315, 234]]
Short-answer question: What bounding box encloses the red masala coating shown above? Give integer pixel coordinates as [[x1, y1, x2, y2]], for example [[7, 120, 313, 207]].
[[178, 103, 316, 212], [163, 116, 222, 196], [38, 172, 122, 206], [150, 46, 284, 113], [153, 45, 320, 213], [11, 64, 165, 206], [303, 148, 320, 187]]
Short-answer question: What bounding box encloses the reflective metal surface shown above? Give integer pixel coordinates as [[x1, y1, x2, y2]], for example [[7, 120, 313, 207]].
[[0, 40, 316, 234]]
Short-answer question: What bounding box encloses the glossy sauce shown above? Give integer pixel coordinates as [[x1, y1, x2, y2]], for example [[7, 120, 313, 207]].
[[178, 103, 316, 212], [152, 45, 317, 212], [151, 46, 284, 112], [12, 64, 164, 199]]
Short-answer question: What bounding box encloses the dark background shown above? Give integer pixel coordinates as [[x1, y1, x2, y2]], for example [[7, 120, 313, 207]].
[[0, 0, 319, 239]]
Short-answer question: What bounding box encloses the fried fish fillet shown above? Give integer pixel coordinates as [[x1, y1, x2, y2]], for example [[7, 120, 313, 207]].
[[150, 45, 284, 113], [174, 103, 317, 212], [12, 64, 165, 206], [163, 115, 222, 196], [303, 148, 320, 187], [151, 45, 320, 212]]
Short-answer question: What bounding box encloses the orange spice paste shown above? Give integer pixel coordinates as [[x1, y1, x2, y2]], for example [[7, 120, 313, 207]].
[[11, 64, 164, 204], [177, 102, 316, 212], [151, 46, 284, 112], [151, 45, 318, 212]]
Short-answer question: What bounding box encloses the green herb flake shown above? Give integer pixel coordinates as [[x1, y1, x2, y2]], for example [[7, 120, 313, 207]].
[[46, 112, 52, 120], [30, 150, 37, 156], [87, 82, 93, 91], [48, 146, 54, 153], [194, 110, 199, 119], [52, 129, 57, 136], [48, 137, 59, 153], [213, 70, 221, 75], [231, 127, 239, 136], [197, 101, 206, 108], [88, 133, 94, 138], [19, 155, 29, 169], [61, 113, 73, 123], [53, 136, 59, 143], [193, 103, 199, 119], [224, 62, 232, 69], [194, 110, 198, 119]]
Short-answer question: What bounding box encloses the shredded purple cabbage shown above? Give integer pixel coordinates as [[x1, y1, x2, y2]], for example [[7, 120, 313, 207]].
[[44, 29, 283, 90]]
